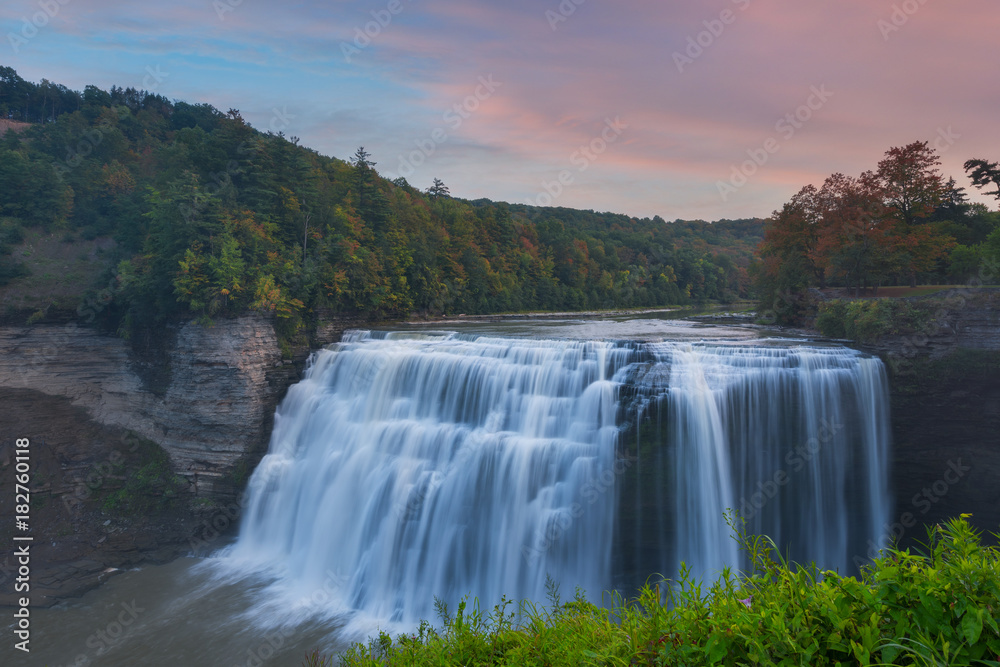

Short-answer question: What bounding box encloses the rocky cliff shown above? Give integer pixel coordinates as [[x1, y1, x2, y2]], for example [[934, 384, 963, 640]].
[[853, 289, 1000, 545], [0, 313, 361, 605], [861, 288, 1000, 365], [883, 349, 1000, 547], [0, 316, 289, 496]]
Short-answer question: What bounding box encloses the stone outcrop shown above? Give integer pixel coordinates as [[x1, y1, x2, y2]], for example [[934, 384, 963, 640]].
[[0, 389, 204, 606], [0, 312, 365, 605], [0, 315, 289, 496], [860, 288, 1000, 366]]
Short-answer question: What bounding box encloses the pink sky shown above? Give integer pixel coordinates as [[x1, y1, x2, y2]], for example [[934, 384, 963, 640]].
[[4, 0, 999, 219]]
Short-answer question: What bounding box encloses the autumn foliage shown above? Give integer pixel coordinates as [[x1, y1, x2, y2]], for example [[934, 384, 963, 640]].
[[756, 141, 958, 323]]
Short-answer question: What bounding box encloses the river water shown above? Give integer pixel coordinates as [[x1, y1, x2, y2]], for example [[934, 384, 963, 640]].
[[7, 312, 891, 667]]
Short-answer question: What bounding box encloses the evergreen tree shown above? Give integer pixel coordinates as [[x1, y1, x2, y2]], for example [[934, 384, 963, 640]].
[[427, 178, 450, 198], [964, 158, 1000, 200]]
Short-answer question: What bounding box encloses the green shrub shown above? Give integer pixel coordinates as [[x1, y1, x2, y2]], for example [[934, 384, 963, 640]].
[[816, 298, 932, 343], [815, 300, 849, 338], [0, 256, 30, 285], [100, 439, 187, 515], [0, 218, 25, 247], [329, 516, 1000, 666]]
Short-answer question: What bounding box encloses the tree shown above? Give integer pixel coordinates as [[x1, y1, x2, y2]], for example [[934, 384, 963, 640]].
[[931, 177, 970, 222], [756, 186, 821, 319], [427, 178, 450, 198], [351, 146, 375, 206], [816, 172, 896, 296], [875, 141, 949, 287], [964, 159, 1000, 201], [350, 146, 389, 231]]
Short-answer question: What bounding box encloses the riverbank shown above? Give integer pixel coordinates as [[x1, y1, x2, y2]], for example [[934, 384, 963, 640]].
[[405, 306, 685, 323]]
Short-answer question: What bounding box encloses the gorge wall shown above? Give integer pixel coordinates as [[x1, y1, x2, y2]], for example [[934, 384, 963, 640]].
[[857, 289, 1000, 545], [0, 316, 286, 497], [0, 313, 355, 605]]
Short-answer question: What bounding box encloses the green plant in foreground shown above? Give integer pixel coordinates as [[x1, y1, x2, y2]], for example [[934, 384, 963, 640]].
[[303, 649, 333, 666], [325, 515, 1000, 666]]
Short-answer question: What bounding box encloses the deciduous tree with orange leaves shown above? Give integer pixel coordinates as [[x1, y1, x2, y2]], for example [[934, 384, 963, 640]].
[[756, 141, 958, 322], [875, 141, 954, 287]]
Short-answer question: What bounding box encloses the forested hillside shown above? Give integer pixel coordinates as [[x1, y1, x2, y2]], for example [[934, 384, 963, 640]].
[[0, 67, 760, 343]]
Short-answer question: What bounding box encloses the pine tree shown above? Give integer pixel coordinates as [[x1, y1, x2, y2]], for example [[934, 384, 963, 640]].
[[964, 159, 1000, 200], [427, 178, 450, 198]]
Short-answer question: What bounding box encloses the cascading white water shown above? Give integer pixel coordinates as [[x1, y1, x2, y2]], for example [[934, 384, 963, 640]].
[[624, 342, 891, 583], [226, 331, 636, 627], [225, 332, 891, 629]]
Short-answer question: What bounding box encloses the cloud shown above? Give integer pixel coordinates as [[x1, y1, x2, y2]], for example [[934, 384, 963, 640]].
[[4, 0, 999, 218]]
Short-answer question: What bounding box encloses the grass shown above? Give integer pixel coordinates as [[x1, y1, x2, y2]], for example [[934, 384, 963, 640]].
[[0, 225, 115, 316], [99, 435, 188, 515], [322, 515, 1000, 666]]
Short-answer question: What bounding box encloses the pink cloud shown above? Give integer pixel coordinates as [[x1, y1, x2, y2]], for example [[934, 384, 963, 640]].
[[8, 0, 999, 218]]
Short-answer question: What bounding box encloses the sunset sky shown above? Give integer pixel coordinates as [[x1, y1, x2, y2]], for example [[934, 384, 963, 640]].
[[5, 0, 999, 220]]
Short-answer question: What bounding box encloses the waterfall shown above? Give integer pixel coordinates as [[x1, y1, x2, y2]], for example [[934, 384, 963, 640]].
[[224, 332, 891, 628], [618, 342, 891, 585], [226, 331, 636, 626]]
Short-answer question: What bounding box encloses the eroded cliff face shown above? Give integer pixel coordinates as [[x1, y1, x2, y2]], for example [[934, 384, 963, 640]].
[[865, 289, 1000, 367], [885, 350, 1000, 548], [855, 289, 1000, 545], [0, 315, 288, 496], [0, 314, 354, 605], [0, 389, 203, 606]]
